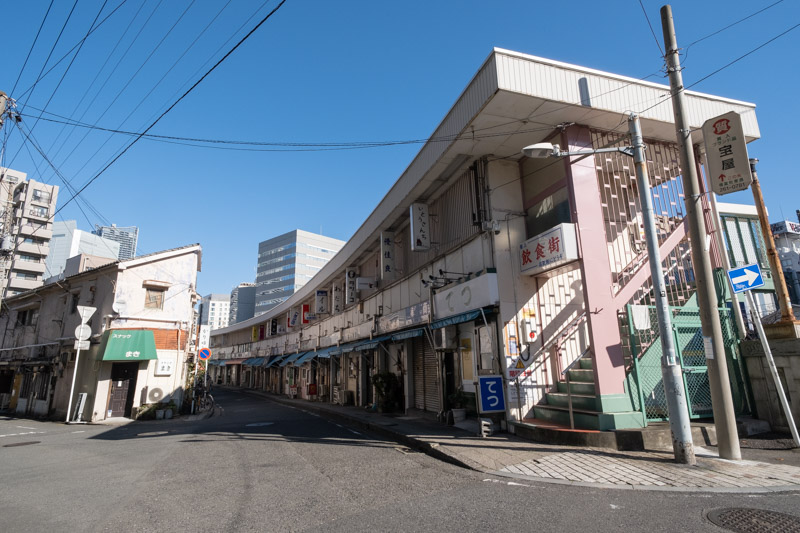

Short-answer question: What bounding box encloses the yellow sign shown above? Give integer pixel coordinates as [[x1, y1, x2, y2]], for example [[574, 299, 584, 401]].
[[515, 359, 524, 369]]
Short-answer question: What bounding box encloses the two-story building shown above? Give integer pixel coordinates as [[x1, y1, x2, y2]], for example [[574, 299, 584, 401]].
[[0, 244, 201, 421]]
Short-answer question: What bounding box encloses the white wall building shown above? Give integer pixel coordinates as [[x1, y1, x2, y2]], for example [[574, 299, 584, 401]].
[[45, 220, 120, 280]]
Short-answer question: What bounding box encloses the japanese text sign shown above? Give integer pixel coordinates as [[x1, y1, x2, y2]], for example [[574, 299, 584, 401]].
[[702, 111, 752, 196], [519, 223, 579, 276]]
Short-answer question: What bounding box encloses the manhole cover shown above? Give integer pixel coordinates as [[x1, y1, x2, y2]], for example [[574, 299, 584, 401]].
[[3, 441, 40, 447], [707, 508, 800, 532]]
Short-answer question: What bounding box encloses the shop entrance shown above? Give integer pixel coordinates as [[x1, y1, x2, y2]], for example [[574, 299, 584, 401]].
[[108, 362, 139, 418]]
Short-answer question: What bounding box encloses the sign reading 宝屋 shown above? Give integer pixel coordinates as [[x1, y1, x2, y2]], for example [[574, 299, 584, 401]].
[[477, 375, 506, 413], [409, 203, 430, 251], [702, 111, 753, 196], [519, 223, 579, 276], [727, 263, 765, 294]]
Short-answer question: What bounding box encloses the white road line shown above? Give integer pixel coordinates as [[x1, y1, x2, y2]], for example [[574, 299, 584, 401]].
[[347, 429, 362, 436], [0, 431, 45, 438], [71, 430, 85, 434], [16, 426, 36, 430]]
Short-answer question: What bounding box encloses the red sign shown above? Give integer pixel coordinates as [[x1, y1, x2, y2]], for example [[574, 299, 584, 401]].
[[308, 383, 317, 395], [302, 304, 310, 324], [712, 118, 731, 135]]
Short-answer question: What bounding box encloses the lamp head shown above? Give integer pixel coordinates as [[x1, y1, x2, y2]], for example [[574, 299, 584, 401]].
[[521, 142, 560, 159]]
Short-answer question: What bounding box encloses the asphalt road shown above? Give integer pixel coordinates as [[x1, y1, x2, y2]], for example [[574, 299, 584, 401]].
[[2, 388, 800, 532]]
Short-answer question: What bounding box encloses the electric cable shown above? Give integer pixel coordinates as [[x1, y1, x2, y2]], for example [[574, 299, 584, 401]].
[[638, 0, 664, 56], [10, 0, 56, 97]]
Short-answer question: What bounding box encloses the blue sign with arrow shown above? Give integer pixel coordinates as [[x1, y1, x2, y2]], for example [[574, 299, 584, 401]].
[[727, 263, 765, 294], [477, 375, 506, 413]]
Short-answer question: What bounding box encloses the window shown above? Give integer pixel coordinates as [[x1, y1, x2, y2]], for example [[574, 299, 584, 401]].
[[18, 254, 39, 263], [71, 293, 80, 314], [15, 272, 39, 280], [29, 206, 49, 218], [32, 189, 51, 203], [145, 288, 165, 309], [16, 308, 39, 327]]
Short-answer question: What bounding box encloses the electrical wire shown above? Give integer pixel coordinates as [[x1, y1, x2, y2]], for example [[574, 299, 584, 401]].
[[10, 0, 56, 97], [638, 0, 664, 56]]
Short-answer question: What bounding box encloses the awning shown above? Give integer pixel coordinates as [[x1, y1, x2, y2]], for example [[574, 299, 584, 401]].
[[99, 330, 157, 361], [354, 335, 390, 351], [332, 342, 360, 355], [225, 358, 250, 365], [314, 346, 335, 359], [263, 355, 285, 368], [280, 352, 306, 367], [391, 328, 425, 341], [429, 306, 495, 330], [294, 352, 317, 365], [243, 357, 264, 366]]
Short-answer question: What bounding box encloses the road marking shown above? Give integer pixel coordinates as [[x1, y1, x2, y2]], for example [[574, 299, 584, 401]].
[[16, 426, 36, 430], [347, 429, 361, 436], [246, 422, 274, 427], [0, 431, 45, 438], [71, 430, 85, 434], [334, 424, 343, 428]]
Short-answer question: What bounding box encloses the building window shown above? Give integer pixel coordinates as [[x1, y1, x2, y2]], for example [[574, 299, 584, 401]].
[[32, 189, 51, 203], [29, 206, 49, 218], [145, 288, 165, 309], [71, 293, 80, 314], [16, 308, 39, 327]]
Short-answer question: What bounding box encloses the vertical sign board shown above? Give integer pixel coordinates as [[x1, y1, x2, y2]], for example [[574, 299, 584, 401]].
[[702, 111, 753, 196], [270, 319, 277, 336], [345, 269, 358, 305], [315, 290, 329, 315], [380, 231, 396, 281], [302, 304, 310, 324], [477, 375, 506, 413], [332, 283, 343, 314], [410, 203, 430, 251]]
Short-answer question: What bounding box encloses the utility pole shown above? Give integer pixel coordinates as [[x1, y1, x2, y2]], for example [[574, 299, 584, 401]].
[[661, 4, 741, 460], [629, 113, 695, 464], [750, 159, 798, 333]]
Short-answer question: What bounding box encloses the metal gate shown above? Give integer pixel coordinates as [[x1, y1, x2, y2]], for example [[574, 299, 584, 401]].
[[625, 304, 747, 422]]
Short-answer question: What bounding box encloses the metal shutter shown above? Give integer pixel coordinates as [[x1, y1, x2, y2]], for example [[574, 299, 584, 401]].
[[413, 337, 425, 410], [413, 336, 440, 413]]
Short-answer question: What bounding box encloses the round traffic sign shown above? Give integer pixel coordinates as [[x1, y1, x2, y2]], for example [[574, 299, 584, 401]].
[[198, 348, 211, 360], [75, 324, 92, 341]]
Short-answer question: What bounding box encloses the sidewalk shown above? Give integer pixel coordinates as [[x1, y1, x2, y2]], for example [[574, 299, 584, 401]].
[[242, 389, 800, 493]]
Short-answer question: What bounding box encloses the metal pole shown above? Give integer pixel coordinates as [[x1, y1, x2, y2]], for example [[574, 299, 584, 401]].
[[745, 290, 800, 446], [629, 113, 695, 464], [750, 159, 797, 326], [65, 346, 83, 423], [661, 4, 741, 460]]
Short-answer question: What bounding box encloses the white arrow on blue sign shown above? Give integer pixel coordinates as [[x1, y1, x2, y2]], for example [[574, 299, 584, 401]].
[[727, 263, 765, 294]]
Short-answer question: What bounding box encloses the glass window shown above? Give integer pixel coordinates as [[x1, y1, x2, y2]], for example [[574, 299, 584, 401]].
[[145, 288, 165, 309], [525, 187, 571, 238], [29, 206, 48, 217], [476, 325, 495, 374]]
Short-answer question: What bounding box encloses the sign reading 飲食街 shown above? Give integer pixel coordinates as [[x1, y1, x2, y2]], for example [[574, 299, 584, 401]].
[[702, 111, 753, 196], [727, 263, 765, 294], [519, 223, 579, 276]]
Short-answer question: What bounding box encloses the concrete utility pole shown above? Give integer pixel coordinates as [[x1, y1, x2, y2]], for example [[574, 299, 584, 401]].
[[660, 4, 741, 460], [749, 159, 799, 335], [629, 114, 695, 464]]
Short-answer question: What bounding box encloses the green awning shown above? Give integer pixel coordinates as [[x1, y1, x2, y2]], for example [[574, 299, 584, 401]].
[[99, 330, 157, 361]]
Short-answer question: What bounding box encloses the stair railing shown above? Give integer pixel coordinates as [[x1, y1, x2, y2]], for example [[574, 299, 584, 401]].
[[561, 346, 593, 430]]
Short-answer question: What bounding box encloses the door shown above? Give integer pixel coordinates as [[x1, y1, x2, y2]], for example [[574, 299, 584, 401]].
[[108, 362, 139, 418], [9, 374, 23, 410], [444, 352, 455, 409]]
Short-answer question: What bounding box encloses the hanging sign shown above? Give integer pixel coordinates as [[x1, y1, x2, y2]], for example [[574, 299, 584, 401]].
[[345, 269, 358, 305], [332, 283, 343, 314], [519, 223, 579, 276], [702, 111, 753, 196], [315, 290, 329, 314], [302, 304, 311, 324], [410, 203, 430, 251], [380, 231, 396, 281]]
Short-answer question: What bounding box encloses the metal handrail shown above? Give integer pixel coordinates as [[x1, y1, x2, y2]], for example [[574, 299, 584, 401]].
[[517, 312, 588, 379]]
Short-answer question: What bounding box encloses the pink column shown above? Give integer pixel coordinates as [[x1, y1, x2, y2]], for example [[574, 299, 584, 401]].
[[563, 126, 626, 395]]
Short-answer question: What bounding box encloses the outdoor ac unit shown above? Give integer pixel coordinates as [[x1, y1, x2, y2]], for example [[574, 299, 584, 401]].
[[433, 325, 457, 350], [148, 387, 164, 403]]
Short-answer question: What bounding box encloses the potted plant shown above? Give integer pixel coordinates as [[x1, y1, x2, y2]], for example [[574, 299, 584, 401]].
[[448, 388, 469, 422]]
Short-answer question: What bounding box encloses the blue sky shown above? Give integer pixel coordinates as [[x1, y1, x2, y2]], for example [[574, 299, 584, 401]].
[[3, 0, 799, 295]]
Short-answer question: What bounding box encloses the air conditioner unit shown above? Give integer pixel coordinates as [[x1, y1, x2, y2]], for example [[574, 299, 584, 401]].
[[148, 387, 164, 403], [433, 325, 457, 350]]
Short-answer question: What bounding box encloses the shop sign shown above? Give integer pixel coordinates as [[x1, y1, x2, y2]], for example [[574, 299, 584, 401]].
[[155, 358, 174, 376], [345, 269, 358, 305], [377, 301, 430, 332], [332, 283, 343, 314], [410, 203, 430, 251], [519, 223, 579, 276], [380, 231, 396, 280], [302, 304, 311, 324], [315, 290, 329, 314], [702, 111, 752, 196], [771, 220, 800, 235], [433, 273, 499, 320], [288, 308, 300, 328]]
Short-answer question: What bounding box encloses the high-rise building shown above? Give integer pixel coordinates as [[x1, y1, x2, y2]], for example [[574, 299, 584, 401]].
[[255, 229, 344, 315], [93, 224, 138, 260], [0, 167, 59, 297], [198, 292, 230, 332], [229, 282, 256, 325], [45, 220, 120, 280]]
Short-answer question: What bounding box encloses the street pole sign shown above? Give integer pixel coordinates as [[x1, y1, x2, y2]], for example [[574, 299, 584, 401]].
[[477, 376, 506, 413], [66, 306, 97, 423], [726, 263, 765, 294], [702, 111, 753, 196], [198, 348, 211, 360]]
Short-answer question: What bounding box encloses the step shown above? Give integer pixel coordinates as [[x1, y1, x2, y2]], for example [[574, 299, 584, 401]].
[[512, 417, 617, 449], [567, 368, 594, 383], [546, 392, 596, 411], [579, 357, 593, 370], [556, 380, 596, 396], [532, 405, 602, 430]]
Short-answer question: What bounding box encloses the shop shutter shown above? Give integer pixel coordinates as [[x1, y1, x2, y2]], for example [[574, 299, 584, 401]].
[[413, 337, 425, 410], [412, 336, 440, 413]]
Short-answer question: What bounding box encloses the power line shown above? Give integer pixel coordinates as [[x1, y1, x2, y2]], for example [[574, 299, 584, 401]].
[[638, 0, 664, 56], [53, 0, 289, 219], [10, 0, 56, 96]]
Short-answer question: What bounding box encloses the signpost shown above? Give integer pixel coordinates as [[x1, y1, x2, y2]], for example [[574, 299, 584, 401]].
[[477, 375, 506, 414], [702, 111, 753, 196], [727, 264, 800, 446], [66, 306, 96, 423], [198, 348, 211, 389]]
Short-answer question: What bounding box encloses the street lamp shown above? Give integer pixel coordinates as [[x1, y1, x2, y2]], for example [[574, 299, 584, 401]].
[[521, 113, 696, 465]]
